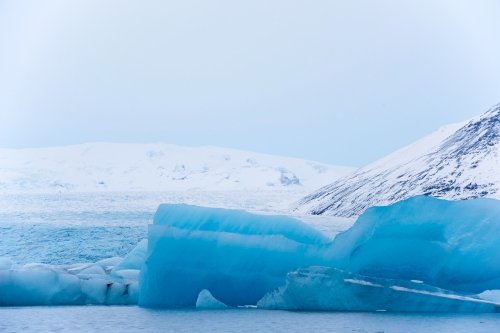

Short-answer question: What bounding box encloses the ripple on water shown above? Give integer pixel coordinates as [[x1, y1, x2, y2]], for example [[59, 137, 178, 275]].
[[0, 306, 499, 333]]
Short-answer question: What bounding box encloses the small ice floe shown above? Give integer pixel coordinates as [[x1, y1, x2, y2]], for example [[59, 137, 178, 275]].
[[66, 263, 94, 274], [196, 289, 228, 309], [78, 265, 106, 275], [477, 290, 500, 304], [113, 269, 140, 280]]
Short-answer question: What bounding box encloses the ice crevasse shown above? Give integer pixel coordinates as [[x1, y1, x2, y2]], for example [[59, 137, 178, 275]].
[[139, 196, 500, 310]]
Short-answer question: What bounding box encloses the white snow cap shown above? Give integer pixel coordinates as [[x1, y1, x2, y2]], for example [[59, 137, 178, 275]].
[[294, 103, 500, 217]]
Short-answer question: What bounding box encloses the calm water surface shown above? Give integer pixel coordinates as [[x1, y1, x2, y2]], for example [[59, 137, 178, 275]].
[[0, 307, 499, 333]]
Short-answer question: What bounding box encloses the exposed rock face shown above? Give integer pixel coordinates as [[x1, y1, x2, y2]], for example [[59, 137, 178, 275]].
[[294, 103, 500, 217]]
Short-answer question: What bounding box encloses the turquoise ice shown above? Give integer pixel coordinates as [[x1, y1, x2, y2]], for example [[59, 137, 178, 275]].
[[330, 195, 500, 293], [139, 204, 332, 307], [257, 266, 500, 312], [140, 196, 500, 308]]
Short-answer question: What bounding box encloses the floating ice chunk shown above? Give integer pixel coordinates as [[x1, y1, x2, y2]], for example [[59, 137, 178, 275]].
[[0, 258, 12, 270], [0, 257, 139, 306], [196, 289, 229, 309], [139, 205, 332, 307], [127, 281, 140, 304], [95, 257, 123, 267], [139, 197, 500, 308], [104, 282, 138, 305], [478, 290, 500, 303], [81, 278, 107, 304], [153, 204, 330, 245], [95, 257, 123, 273], [105, 282, 127, 305], [22, 263, 68, 275], [257, 267, 500, 312], [65, 263, 94, 274], [0, 269, 83, 306], [328, 196, 500, 293], [79, 265, 106, 275], [114, 269, 140, 280], [111, 240, 147, 277]]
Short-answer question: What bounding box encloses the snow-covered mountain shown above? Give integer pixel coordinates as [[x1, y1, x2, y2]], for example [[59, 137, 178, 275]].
[[0, 143, 355, 193], [293, 103, 500, 217]]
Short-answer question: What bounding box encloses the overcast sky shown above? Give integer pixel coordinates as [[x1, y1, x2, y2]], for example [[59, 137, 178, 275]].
[[1, 0, 499, 166]]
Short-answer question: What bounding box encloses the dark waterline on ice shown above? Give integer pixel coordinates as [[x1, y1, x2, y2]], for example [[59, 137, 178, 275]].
[[0, 306, 499, 333]]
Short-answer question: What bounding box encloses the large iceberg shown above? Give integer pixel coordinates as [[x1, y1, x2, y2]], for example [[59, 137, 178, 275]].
[[140, 196, 500, 309], [139, 204, 332, 307], [257, 266, 500, 312], [4, 195, 500, 310], [328, 195, 500, 293]]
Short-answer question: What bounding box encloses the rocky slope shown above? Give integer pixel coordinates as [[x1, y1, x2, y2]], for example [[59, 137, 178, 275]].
[[293, 103, 500, 217]]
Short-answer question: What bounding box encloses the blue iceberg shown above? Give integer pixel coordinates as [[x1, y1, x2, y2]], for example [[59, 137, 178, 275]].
[[196, 289, 229, 309], [0, 258, 140, 306], [139, 196, 500, 309], [257, 266, 500, 312], [329, 195, 500, 294], [139, 204, 332, 307]]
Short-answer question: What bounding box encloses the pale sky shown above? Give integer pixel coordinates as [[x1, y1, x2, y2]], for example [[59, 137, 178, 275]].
[[1, 0, 499, 166]]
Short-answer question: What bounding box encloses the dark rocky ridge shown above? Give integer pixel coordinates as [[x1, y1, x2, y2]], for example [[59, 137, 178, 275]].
[[293, 103, 500, 217]]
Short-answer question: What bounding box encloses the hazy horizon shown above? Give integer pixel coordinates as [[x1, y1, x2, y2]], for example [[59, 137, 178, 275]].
[[1, 1, 499, 166]]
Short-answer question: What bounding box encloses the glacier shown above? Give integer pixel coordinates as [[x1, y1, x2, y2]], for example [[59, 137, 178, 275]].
[[257, 267, 500, 312], [139, 196, 500, 309]]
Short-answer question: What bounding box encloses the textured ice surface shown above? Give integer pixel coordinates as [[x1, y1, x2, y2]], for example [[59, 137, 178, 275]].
[[257, 267, 500, 312], [0, 143, 355, 193], [478, 290, 500, 304], [0, 258, 12, 270], [0, 192, 354, 265], [328, 195, 500, 293], [139, 196, 500, 308], [0, 258, 139, 306], [196, 289, 229, 309], [112, 239, 147, 278], [139, 204, 335, 307], [0, 223, 146, 265], [152, 204, 331, 245]]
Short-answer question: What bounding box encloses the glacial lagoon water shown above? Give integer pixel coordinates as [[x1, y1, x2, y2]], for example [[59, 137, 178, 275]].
[[0, 307, 499, 333]]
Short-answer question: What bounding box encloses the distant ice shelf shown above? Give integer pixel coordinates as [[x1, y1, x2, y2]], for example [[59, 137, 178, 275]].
[[0, 142, 355, 193]]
